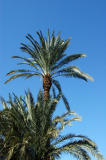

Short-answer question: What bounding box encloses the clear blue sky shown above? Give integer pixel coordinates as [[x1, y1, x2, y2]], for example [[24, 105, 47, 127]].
[[0, 0, 106, 159]]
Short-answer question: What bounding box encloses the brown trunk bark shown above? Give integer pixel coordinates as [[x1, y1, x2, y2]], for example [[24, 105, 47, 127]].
[[43, 73, 52, 101]]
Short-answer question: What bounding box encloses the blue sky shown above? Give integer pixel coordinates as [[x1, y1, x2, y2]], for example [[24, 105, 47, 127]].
[[0, 0, 106, 159]]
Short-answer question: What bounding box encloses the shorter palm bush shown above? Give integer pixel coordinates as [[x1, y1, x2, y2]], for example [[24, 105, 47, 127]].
[[0, 91, 104, 160]]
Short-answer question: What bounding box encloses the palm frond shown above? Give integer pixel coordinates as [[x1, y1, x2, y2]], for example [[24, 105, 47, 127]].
[[25, 91, 35, 121], [52, 79, 62, 93], [20, 42, 35, 57], [12, 56, 41, 71], [54, 32, 61, 46], [50, 30, 55, 47], [7, 69, 35, 75], [52, 79, 71, 111], [0, 97, 8, 109], [62, 94, 70, 111], [37, 30, 46, 48], [26, 33, 40, 53], [52, 66, 93, 82], [52, 112, 81, 135], [52, 54, 86, 71], [24, 73, 42, 79], [5, 72, 41, 84], [51, 134, 104, 160]]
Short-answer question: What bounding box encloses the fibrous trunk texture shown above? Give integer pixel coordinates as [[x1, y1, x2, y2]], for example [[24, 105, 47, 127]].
[[43, 73, 52, 101]]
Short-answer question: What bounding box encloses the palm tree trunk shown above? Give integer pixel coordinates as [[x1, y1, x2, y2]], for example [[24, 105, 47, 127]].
[[43, 73, 52, 101]]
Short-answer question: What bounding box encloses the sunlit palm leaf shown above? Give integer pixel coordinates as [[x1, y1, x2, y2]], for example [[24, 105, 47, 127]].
[[52, 54, 86, 71], [12, 56, 42, 71], [5, 72, 41, 84]]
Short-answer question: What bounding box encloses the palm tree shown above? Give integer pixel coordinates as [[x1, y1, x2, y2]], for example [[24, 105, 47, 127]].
[[5, 30, 93, 100], [0, 91, 103, 160]]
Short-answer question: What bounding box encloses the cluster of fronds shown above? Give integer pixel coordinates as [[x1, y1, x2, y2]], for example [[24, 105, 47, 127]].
[[5, 30, 93, 91], [0, 91, 104, 160], [0, 30, 104, 160]]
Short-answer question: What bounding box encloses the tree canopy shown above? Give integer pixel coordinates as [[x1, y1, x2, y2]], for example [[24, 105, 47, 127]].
[[0, 91, 104, 160]]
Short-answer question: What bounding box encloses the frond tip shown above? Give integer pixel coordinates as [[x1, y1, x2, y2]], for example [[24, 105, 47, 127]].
[[81, 54, 87, 57], [72, 67, 94, 82]]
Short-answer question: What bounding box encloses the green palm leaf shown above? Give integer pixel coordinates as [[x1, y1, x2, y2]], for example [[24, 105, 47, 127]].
[[25, 33, 40, 52], [12, 56, 42, 71], [5, 72, 41, 84], [52, 54, 86, 71]]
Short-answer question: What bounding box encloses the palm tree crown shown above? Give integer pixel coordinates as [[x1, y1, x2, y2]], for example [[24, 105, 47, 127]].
[[0, 91, 103, 160], [5, 30, 93, 100]]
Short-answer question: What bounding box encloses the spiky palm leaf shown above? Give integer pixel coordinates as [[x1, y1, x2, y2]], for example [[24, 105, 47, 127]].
[[0, 91, 103, 160], [5, 30, 93, 101]]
